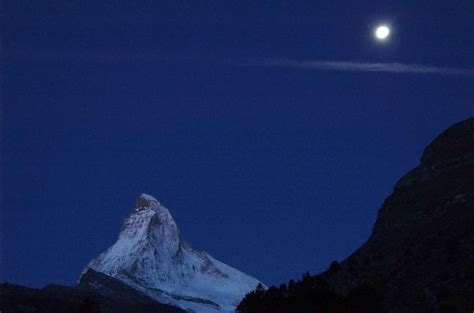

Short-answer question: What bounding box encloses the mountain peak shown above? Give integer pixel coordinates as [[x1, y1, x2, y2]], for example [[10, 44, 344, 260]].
[[421, 116, 474, 166], [83, 194, 262, 312], [395, 117, 474, 189], [134, 193, 161, 211]]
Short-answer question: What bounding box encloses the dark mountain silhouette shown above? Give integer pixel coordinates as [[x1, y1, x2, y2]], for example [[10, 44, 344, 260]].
[[0, 269, 185, 313], [238, 117, 474, 313]]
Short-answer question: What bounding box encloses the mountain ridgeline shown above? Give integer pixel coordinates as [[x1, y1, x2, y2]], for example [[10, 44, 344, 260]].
[[237, 117, 474, 313], [1, 117, 473, 313]]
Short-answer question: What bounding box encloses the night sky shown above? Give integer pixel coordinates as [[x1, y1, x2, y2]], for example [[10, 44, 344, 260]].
[[2, 1, 473, 289]]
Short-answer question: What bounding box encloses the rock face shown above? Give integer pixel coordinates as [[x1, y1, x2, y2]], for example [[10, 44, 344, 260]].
[[324, 117, 474, 312], [77, 268, 181, 308], [0, 275, 185, 313], [82, 194, 262, 313]]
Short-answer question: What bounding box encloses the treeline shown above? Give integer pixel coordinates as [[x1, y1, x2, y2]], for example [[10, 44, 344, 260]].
[[237, 272, 380, 313]]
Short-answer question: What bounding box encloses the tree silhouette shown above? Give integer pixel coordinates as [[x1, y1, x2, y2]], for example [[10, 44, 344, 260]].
[[237, 271, 381, 313]]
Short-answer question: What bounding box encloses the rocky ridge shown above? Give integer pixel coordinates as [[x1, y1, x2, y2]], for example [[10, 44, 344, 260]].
[[323, 117, 474, 312]]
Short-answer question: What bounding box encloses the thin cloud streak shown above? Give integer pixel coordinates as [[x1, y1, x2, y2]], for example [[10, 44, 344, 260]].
[[209, 57, 474, 76], [26, 51, 474, 77]]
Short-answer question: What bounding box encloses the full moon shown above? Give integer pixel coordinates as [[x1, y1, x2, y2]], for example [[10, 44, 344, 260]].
[[375, 25, 390, 40]]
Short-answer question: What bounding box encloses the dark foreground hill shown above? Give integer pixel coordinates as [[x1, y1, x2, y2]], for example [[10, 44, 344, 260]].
[[238, 117, 474, 313], [0, 269, 185, 313]]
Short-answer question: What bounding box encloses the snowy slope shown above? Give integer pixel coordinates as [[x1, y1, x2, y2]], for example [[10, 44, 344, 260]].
[[82, 194, 262, 313]]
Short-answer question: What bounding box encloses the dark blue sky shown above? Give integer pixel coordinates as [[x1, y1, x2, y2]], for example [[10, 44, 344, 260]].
[[2, 1, 473, 288]]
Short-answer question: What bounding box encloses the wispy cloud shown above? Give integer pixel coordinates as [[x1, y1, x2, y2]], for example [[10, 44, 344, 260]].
[[25, 51, 474, 77], [251, 59, 474, 76], [183, 56, 474, 76]]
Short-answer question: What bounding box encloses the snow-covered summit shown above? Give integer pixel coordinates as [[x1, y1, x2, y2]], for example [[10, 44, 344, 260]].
[[82, 194, 263, 313], [135, 193, 158, 208]]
